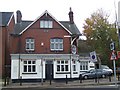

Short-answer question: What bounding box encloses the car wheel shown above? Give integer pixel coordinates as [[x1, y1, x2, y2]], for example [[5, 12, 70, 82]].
[[84, 75, 88, 79], [102, 74, 106, 78]]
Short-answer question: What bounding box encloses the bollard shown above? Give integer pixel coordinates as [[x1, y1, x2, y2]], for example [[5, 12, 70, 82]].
[[4, 77, 6, 86], [109, 75, 111, 82], [50, 73, 52, 85], [79, 74, 82, 83], [118, 73, 120, 81], [95, 76, 97, 83], [66, 75, 68, 84], [6, 77, 9, 85], [20, 76, 22, 86]]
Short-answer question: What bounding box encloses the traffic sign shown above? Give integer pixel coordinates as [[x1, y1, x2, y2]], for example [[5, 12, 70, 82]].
[[90, 51, 97, 62], [110, 51, 117, 60], [110, 42, 115, 50]]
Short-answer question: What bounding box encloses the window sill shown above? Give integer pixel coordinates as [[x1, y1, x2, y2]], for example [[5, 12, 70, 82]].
[[56, 72, 70, 74], [22, 72, 37, 74], [73, 72, 78, 74]]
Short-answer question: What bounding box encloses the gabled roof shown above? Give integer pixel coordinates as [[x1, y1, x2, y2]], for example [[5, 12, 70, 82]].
[[19, 10, 72, 35], [60, 21, 81, 36], [0, 12, 14, 26], [13, 10, 81, 36], [13, 21, 32, 34]]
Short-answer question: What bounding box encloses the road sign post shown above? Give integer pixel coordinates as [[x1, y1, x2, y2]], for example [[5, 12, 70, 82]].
[[110, 50, 117, 86]]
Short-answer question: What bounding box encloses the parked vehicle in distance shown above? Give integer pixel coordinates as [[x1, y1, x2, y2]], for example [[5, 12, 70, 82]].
[[101, 65, 113, 74], [79, 69, 112, 79], [116, 67, 120, 74]]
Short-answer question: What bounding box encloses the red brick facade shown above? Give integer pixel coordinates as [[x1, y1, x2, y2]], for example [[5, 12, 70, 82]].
[[1, 9, 80, 79]]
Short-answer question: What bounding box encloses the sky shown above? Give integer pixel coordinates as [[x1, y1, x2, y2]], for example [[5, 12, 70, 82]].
[[0, 0, 120, 38]]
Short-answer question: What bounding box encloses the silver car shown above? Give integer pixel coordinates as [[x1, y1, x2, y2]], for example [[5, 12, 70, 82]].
[[80, 69, 111, 79]]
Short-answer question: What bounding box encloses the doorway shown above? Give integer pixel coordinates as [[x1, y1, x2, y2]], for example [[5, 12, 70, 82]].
[[45, 60, 53, 80]]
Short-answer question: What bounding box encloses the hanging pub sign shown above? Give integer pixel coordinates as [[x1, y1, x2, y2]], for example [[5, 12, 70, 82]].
[[71, 45, 76, 54]]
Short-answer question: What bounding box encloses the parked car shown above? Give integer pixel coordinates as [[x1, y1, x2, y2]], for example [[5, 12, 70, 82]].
[[79, 69, 111, 79], [101, 65, 113, 74], [116, 67, 120, 74]]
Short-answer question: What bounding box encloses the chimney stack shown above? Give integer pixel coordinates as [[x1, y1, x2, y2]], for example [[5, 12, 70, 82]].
[[16, 10, 22, 23], [68, 7, 74, 24]]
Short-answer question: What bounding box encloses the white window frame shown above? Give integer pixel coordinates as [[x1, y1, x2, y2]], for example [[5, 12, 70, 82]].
[[50, 38, 63, 51], [40, 20, 53, 28], [56, 60, 69, 72], [23, 60, 36, 73], [72, 60, 76, 71], [80, 61, 88, 71], [26, 38, 35, 51]]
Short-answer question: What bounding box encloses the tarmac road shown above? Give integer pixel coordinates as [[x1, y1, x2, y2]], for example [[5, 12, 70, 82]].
[[1, 86, 119, 90]]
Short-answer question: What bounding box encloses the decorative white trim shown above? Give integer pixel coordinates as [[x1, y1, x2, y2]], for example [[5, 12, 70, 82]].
[[19, 10, 72, 35], [7, 13, 14, 26]]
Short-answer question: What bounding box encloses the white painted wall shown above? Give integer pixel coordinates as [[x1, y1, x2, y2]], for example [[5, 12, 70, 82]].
[[11, 59, 19, 79]]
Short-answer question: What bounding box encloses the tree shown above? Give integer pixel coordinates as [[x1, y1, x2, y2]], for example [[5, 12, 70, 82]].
[[83, 9, 118, 66]]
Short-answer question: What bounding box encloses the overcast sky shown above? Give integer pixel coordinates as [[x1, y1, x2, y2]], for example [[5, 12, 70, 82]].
[[1, 0, 120, 37]]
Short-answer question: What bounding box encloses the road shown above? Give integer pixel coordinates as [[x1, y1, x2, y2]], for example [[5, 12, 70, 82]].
[[2, 85, 120, 90]]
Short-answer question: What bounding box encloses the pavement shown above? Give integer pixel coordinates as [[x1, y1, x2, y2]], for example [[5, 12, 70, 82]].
[[1, 77, 120, 89]]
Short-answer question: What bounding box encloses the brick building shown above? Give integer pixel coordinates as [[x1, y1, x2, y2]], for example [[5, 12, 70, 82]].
[[0, 12, 15, 78], [10, 8, 82, 81]]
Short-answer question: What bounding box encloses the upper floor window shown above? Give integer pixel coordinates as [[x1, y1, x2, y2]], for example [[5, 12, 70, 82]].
[[50, 38, 63, 51], [26, 38, 35, 51], [40, 20, 53, 28]]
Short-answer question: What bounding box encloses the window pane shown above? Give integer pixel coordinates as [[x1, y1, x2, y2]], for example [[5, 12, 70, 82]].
[[59, 44, 63, 49], [51, 43, 54, 49], [24, 65, 27, 72], [57, 65, 60, 71], [61, 65, 64, 71], [24, 61, 27, 64], [45, 21, 48, 28], [32, 65, 36, 72], [31, 43, 34, 49], [55, 43, 59, 49], [49, 21, 53, 28], [57, 61, 60, 64], [32, 61, 35, 64], [28, 65, 31, 72], [61, 61, 64, 64], [65, 61, 68, 64], [65, 65, 68, 71], [28, 61, 31, 64], [73, 65, 76, 71], [40, 21, 44, 28]]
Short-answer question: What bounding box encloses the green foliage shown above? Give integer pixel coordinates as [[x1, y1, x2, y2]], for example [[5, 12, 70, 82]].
[[83, 9, 118, 66]]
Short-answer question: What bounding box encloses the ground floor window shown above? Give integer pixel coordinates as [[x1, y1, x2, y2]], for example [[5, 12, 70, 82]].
[[56, 60, 69, 72], [23, 60, 36, 73], [80, 61, 88, 71], [72, 60, 76, 71]]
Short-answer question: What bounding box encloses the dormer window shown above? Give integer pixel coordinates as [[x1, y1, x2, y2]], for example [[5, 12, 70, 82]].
[[40, 20, 53, 28], [26, 38, 35, 51]]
